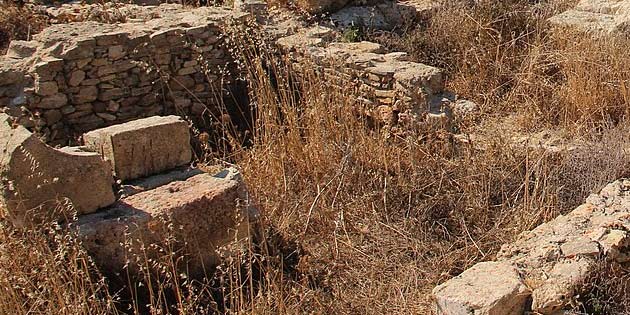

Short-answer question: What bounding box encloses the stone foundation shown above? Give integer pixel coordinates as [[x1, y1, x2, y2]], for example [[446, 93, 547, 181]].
[[433, 180, 630, 314], [275, 25, 468, 132], [0, 112, 258, 276], [0, 5, 247, 145], [76, 168, 257, 276]]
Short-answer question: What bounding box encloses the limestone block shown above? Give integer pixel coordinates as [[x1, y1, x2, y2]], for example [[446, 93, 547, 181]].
[[576, 0, 627, 14], [531, 259, 594, 314], [433, 261, 530, 315], [0, 114, 115, 226], [76, 170, 259, 276], [83, 115, 192, 181]]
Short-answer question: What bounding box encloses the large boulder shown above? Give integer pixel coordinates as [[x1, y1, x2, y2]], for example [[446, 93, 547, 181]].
[[0, 113, 115, 226], [83, 115, 192, 181]]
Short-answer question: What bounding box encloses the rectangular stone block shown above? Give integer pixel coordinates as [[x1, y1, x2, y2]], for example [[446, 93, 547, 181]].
[[83, 115, 192, 181], [76, 170, 258, 276]]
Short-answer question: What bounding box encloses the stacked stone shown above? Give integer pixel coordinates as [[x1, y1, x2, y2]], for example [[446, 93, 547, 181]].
[[277, 30, 447, 129], [0, 6, 245, 145], [433, 180, 630, 314]]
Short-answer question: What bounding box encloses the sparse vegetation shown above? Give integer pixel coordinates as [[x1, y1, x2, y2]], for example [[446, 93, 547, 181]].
[[3, 0, 630, 314], [0, 2, 48, 53]]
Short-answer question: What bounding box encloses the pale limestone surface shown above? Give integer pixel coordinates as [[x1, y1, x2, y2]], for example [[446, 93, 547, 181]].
[[0, 113, 115, 226], [83, 115, 192, 181], [76, 169, 258, 276], [434, 180, 630, 314], [550, 0, 630, 35], [433, 262, 530, 315]]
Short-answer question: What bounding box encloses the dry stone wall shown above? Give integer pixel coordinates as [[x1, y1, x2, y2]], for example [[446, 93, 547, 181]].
[[433, 180, 630, 314], [0, 5, 247, 145], [275, 25, 468, 133]]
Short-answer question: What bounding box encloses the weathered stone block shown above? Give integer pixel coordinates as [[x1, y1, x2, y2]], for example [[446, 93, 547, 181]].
[[83, 115, 192, 181], [76, 169, 258, 276], [433, 262, 530, 315], [0, 113, 115, 226]]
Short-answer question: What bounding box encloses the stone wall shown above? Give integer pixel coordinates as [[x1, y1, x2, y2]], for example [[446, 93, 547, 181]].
[[433, 179, 630, 314], [275, 25, 470, 133], [0, 5, 247, 145]]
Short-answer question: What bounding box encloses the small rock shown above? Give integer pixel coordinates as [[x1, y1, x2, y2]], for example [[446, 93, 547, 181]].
[[96, 112, 117, 121], [36, 81, 59, 96], [108, 45, 125, 60], [560, 237, 600, 258], [37, 93, 68, 109], [107, 101, 120, 112], [68, 70, 86, 87], [43, 109, 63, 124], [433, 261, 530, 315]]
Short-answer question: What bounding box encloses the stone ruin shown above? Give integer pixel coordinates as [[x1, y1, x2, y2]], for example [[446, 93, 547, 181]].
[[0, 5, 246, 146], [11, 0, 630, 308], [433, 180, 630, 314], [0, 112, 258, 276], [431, 2, 630, 314], [260, 0, 474, 133], [550, 0, 630, 35], [0, 0, 472, 280], [0, 6, 261, 276]]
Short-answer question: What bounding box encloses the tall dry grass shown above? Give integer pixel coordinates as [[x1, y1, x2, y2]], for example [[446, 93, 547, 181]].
[[0, 204, 117, 315], [373, 0, 630, 131]]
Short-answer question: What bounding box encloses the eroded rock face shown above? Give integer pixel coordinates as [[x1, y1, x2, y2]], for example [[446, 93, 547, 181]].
[[0, 113, 115, 226], [433, 179, 630, 314], [76, 168, 258, 276], [83, 115, 192, 181]]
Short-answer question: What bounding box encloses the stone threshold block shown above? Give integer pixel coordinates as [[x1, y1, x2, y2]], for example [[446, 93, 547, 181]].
[[433, 179, 630, 314], [0, 113, 115, 226], [83, 115, 192, 181], [75, 169, 259, 277]]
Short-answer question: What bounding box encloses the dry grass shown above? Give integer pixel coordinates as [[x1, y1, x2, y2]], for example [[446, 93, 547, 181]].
[[0, 205, 117, 315], [2, 0, 630, 314], [0, 2, 48, 54]]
